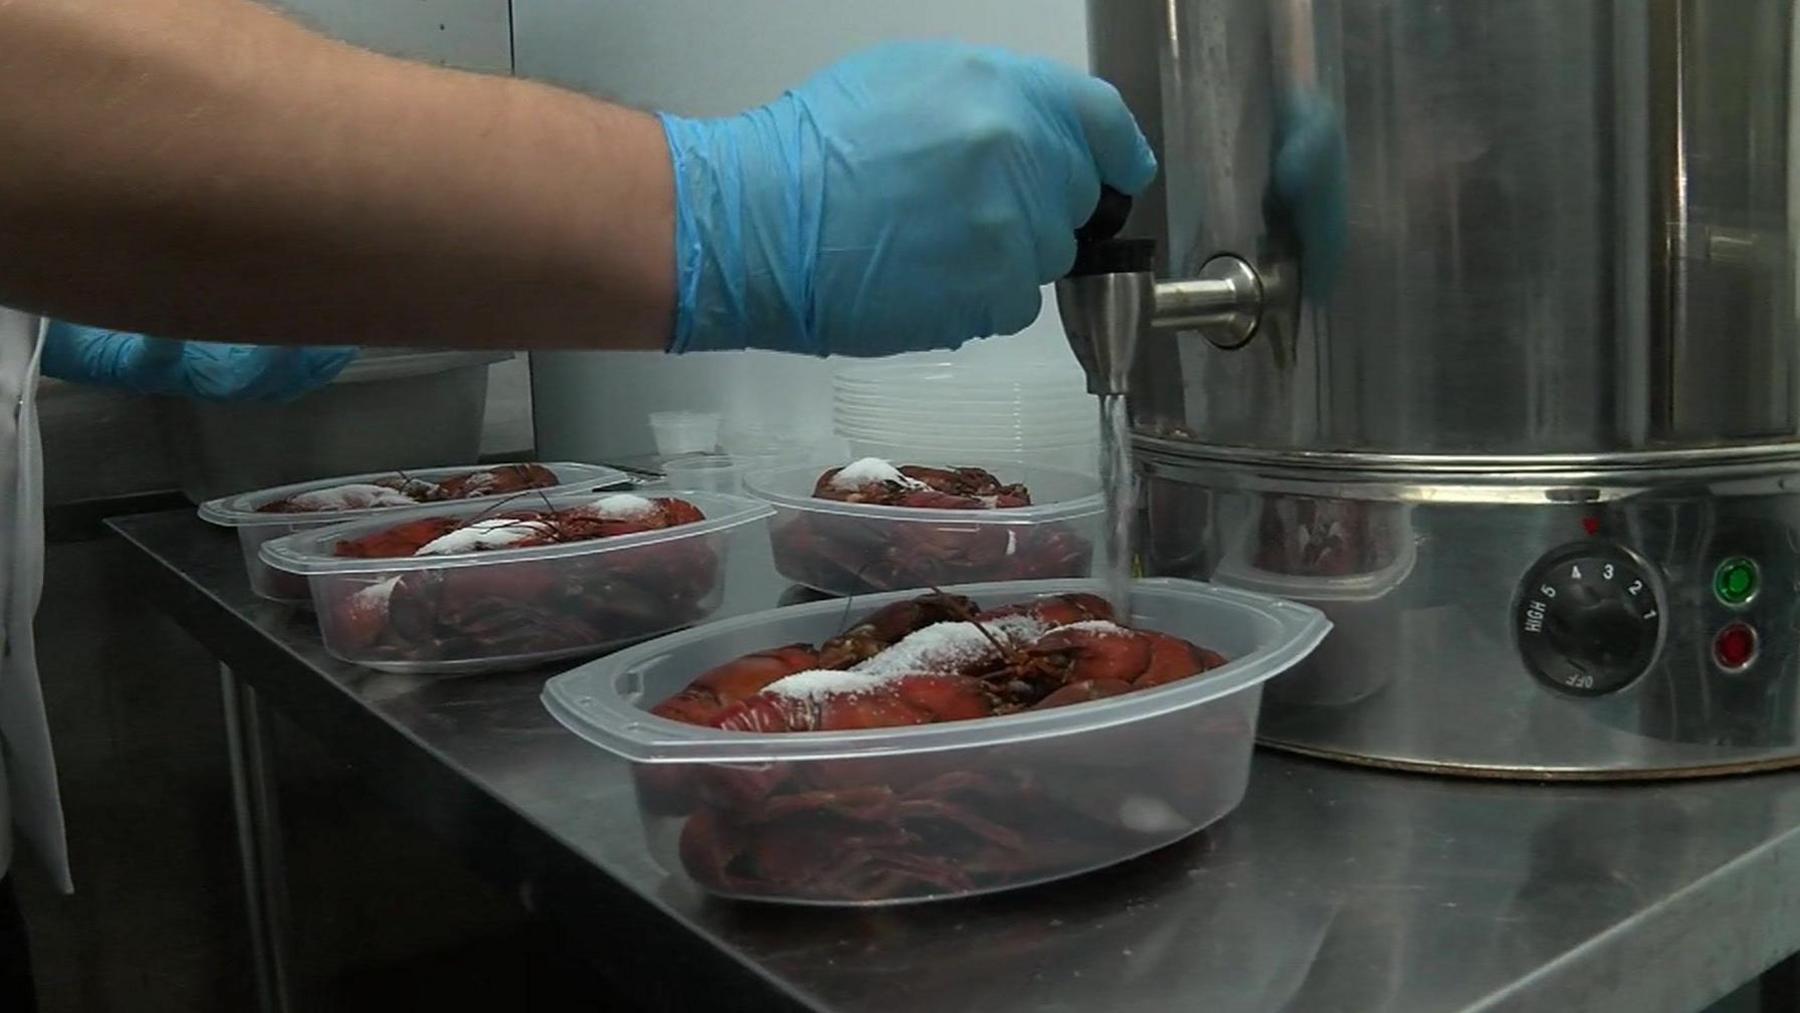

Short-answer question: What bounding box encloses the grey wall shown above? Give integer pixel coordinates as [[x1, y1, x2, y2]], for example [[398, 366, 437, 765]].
[[515, 0, 1090, 462], [266, 0, 512, 72]]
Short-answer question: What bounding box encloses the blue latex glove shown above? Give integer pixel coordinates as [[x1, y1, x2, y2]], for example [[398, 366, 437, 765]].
[[1267, 93, 1348, 301], [40, 321, 356, 401], [661, 41, 1159, 357]]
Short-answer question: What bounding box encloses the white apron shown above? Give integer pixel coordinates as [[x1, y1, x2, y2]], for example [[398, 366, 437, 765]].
[[0, 306, 69, 891]]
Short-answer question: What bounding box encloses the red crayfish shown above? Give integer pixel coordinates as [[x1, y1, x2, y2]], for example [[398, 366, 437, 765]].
[[814, 462, 1032, 510], [328, 495, 719, 663], [644, 591, 1233, 901], [1013, 624, 1230, 709], [256, 463, 561, 514], [432, 463, 562, 500], [678, 591, 1217, 735], [773, 461, 1092, 593], [649, 592, 977, 726]]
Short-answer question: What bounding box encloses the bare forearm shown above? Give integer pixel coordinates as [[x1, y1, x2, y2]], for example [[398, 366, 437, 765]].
[[0, 0, 672, 350]]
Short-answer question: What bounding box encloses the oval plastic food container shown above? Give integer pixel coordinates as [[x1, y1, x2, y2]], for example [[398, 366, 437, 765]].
[[199, 462, 630, 603], [258, 490, 772, 674], [542, 577, 1329, 905], [744, 461, 1104, 596]]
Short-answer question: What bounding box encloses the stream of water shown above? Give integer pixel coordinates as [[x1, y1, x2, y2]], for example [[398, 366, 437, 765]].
[[1097, 394, 1135, 618]]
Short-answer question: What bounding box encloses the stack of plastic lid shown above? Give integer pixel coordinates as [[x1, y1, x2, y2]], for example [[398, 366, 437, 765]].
[[832, 360, 1099, 471]]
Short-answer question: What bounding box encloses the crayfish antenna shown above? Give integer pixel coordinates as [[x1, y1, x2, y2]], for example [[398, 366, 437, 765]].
[[826, 555, 921, 638], [463, 486, 544, 527], [927, 584, 1028, 667], [831, 560, 882, 638], [531, 488, 571, 543]]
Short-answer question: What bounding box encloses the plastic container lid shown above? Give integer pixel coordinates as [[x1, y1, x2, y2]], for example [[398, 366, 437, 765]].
[[542, 577, 1331, 763], [835, 386, 1087, 403], [832, 412, 1097, 440], [832, 409, 1098, 433], [198, 462, 630, 528], [833, 397, 1096, 417], [835, 394, 1092, 410], [742, 461, 1103, 525], [833, 393, 1094, 415], [835, 360, 1085, 388], [832, 429, 1097, 448], [839, 443, 1099, 474], [259, 489, 772, 575]]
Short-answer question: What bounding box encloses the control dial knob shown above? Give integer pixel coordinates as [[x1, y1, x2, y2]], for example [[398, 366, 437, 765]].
[[1515, 543, 1664, 696]]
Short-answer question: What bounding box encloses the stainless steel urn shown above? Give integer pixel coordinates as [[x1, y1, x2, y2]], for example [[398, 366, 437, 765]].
[[1085, 0, 1800, 777]]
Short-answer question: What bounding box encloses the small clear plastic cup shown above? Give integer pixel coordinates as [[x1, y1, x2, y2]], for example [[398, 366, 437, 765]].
[[662, 453, 745, 494], [650, 411, 721, 456]]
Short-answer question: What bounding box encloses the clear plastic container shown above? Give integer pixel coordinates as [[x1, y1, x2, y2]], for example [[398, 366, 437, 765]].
[[743, 460, 1104, 595], [840, 439, 1098, 479], [833, 420, 1096, 443], [833, 360, 1086, 396], [649, 411, 721, 456], [199, 462, 630, 603], [661, 454, 747, 494], [719, 420, 804, 455], [834, 400, 1097, 425], [258, 490, 772, 674], [833, 390, 1093, 414], [833, 416, 1098, 445], [834, 389, 1092, 411], [541, 577, 1331, 905]]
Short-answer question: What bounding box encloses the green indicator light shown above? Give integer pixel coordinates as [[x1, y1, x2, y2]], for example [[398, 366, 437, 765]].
[[1714, 558, 1758, 606]]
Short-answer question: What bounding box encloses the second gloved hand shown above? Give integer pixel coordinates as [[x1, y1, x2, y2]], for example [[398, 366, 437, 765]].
[[1268, 93, 1348, 301], [661, 41, 1159, 357], [41, 322, 356, 401]]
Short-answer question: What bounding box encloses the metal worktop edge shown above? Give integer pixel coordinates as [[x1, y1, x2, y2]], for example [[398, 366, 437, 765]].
[[106, 509, 1800, 1013]]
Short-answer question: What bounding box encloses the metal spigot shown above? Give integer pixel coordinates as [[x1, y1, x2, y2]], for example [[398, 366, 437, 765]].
[[1055, 188, 1266, 396]]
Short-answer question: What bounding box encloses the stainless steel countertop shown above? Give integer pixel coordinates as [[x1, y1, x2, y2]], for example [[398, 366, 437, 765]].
[[110, 509, 1800, 1013]]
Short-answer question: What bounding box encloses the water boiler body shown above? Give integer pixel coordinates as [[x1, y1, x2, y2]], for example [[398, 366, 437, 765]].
[[1094, 0, 1800, 777]]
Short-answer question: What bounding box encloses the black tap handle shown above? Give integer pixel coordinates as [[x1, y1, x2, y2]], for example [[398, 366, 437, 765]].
[[1076, 185, 1135, 245], [1068, 186, 1156, 277]]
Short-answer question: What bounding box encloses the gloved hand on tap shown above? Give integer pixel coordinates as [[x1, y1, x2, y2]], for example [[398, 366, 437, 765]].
[[660, 41, 1160, 357], [41, 321, 356, 401], [1268, 93, 1348, 300]]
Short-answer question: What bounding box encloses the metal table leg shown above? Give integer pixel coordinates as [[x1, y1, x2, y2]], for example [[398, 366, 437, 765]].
[[222, 665, 294, 1013]]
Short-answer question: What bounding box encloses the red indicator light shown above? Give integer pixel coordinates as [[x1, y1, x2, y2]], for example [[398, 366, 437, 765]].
[[1714, 623, 1758, 671], [1581, 517, 1601, 536]]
